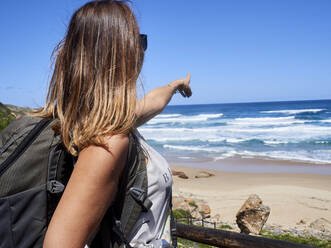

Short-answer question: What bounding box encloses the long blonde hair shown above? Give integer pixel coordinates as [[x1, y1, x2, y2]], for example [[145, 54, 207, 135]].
[[32, 0, 144, 156]]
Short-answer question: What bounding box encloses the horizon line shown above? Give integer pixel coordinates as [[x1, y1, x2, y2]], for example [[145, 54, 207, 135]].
[[168, 98, 331, 107]]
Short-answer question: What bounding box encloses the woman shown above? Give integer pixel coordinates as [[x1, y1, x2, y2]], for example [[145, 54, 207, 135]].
[[40, 1, 191, 247]]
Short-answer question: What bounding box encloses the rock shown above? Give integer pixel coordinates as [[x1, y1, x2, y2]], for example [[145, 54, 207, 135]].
[[172, 170, 189, 179], [190, 209, 201, 219], [296, 219, 306, 225], [172, 196, 190, 211], [199, 204, 211, 215], [197, 204, 211, 219], [194, 171, 215, 178], [309, 218, 331, 232], [236, 194, 270, 235], [172, 195, 212, 220]]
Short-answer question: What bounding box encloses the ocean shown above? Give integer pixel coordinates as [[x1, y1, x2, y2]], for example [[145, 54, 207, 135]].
[[138, 99, 331, 167]]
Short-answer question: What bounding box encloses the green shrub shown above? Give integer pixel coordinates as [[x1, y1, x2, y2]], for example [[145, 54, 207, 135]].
[[0, 107, 15, 131], [188, 200, 198, 208], [173, 209, 191, 219], [261, 233, 331, 248], [178, 238, 216, 248], [218, 224, 233, 230]]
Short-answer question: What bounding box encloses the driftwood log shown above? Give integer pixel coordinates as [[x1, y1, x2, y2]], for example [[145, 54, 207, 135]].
[[176, 223, 317, 248]]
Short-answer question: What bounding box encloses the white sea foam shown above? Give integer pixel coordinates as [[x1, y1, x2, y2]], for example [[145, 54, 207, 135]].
[[260, 109, 326, 114], [264, 140, 289, 145], [226, 125, 331, 134], [147, 117, 199, 124], [146, 136, 196, 142], [139, 123, 331, 146], [208, 137, 253, 143], [213, 150, 331, 164], [221, 125, 331, 145], [164, 144, 331, 164], [178, 156, 193, 159], [239, 150, 331, 164], [139, 127, 220, 133], [213, 150, 238, 160], [315, 141, 330, 144], [225, 138, 249, 143], [321, 119, 331, 123], [158, 114, 182, 118], [196, 113, 224, 118], [230, 116, 307, 126], [146, 136, 255, 144], [163, 144, 231, 153], [147, 113, 223, 124]]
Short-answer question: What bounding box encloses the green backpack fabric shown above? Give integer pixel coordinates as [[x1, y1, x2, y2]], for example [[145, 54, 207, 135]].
[[0, 116, 150, 248]]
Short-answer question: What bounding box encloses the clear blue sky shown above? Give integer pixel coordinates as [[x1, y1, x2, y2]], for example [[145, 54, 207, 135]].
[[0, 0, 330, 107]]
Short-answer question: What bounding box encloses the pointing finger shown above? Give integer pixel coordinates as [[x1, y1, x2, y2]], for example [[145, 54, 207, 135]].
[[186, 73, 191, 85]]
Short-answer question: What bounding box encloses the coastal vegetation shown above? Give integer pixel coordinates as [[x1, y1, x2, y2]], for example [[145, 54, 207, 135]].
[[173, 209, 191, 224], [174, 209, 330, 247], [261, 231, 331, 248], [0, 102, 31, 131], [0, 102, 16, 131], [178, 234, 331, 248]]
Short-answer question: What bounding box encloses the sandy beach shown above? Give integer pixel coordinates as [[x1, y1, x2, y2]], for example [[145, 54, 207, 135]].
[[171, 162, 331, 232]]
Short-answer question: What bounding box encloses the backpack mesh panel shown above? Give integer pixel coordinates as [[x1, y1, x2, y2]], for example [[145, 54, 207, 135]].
[[0, 116, 38, 165], [0, 123, 55, 197]]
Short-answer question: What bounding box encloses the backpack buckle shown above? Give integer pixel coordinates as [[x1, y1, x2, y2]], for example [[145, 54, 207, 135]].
[[129, 187, 153, 212], [112, 217, 133, 248], [47, 180, 65, 193]]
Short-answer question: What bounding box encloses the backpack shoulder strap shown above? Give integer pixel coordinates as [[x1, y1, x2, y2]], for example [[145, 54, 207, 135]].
[[119, 132, 149, 237], [91, 132, 150, 248]]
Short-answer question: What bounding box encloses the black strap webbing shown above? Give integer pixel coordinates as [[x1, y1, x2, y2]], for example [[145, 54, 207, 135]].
[[170, 191, 177, 248]]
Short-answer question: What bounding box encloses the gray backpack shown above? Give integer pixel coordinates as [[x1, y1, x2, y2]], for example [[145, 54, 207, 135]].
[[0, 116, 153, 248]]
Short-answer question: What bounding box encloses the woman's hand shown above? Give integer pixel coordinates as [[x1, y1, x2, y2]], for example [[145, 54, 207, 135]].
[[168, 73, 192, 98], [135, 73, 192, 127]]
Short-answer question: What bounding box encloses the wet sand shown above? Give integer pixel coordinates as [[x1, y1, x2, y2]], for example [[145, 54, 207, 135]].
[[168, 156, 331, 175]]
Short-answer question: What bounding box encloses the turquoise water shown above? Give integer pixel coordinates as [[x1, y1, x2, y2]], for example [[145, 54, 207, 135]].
[[138, 99, 331, 165]]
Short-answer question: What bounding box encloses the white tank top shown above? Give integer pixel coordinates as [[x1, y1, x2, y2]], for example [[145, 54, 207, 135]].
[[128, 133, 173, 247]]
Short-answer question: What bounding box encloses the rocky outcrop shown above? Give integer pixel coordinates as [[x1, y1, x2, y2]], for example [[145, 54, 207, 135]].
[[172, 195, 211, 219], [172, 196, 190, 211], [236, 194, 270, 235], [198, 204, 211, 219], [172, 170, 189, 179], [309, 218, 331, 232], [194, 171, 215, 178]]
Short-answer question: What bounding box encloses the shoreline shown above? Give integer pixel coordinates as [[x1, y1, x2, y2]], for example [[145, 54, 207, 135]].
[[171, 164, 331, 235], [166, 156, 331, 175]]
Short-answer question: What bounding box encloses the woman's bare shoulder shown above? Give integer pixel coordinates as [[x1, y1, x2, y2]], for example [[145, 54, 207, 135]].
[[105, 133, 129, 148], [79, 134, 129, 161]]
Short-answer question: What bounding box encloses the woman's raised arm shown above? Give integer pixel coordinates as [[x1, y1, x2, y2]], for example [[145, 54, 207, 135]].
[[43, 134, 129, 248], [135, 73, 192, 127]]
